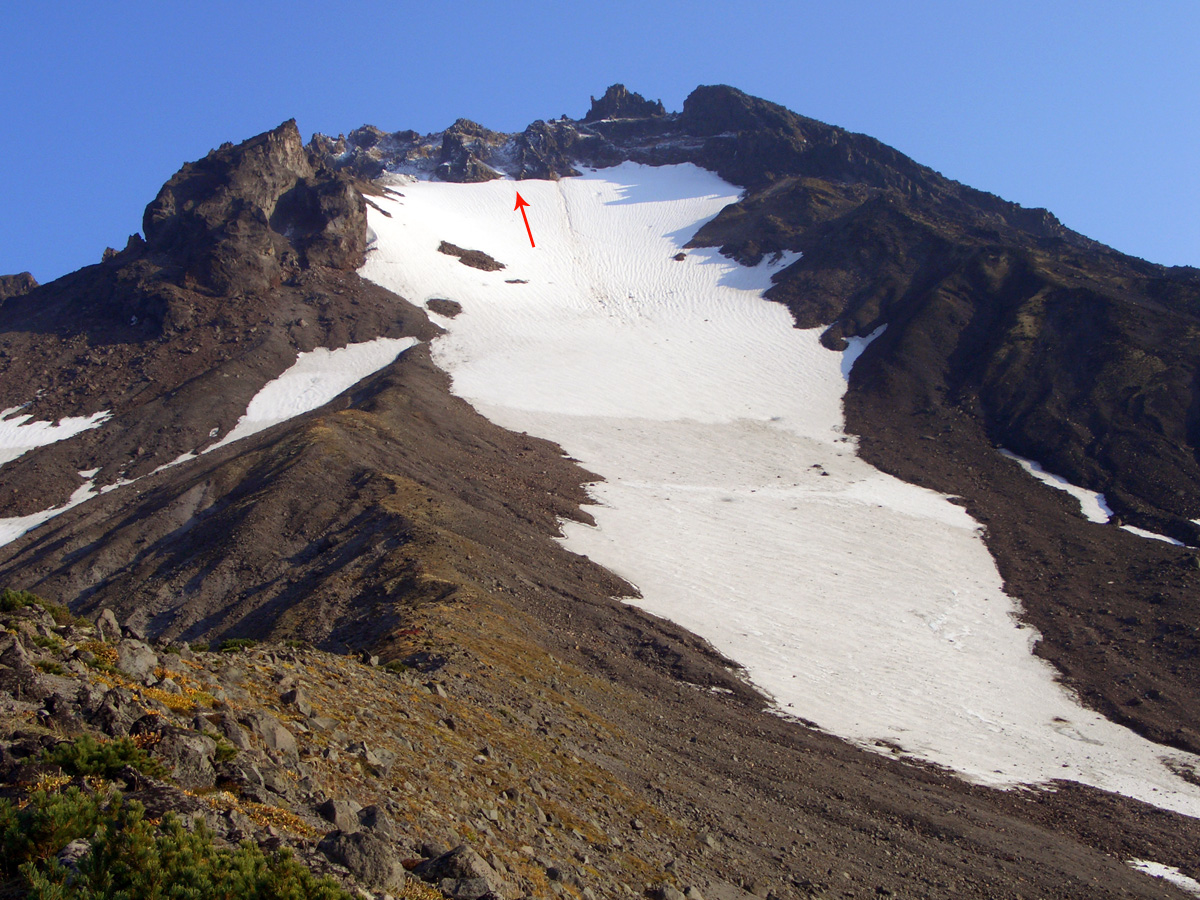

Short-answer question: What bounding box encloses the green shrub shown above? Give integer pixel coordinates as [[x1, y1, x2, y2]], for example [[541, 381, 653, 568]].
[[31, 633, 64, 651], [0, 588, 79, 625], [34, 660, 66, 676], [41, 735, 169, 781], [3, 790, 355, 899], [0, 588, 41, 613], [0, 787, 100, 877], [213, 739, 238, 764], [216, 638, 256, 654]]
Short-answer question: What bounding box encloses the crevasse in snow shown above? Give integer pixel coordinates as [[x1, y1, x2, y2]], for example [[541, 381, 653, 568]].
[[361, 161, 1200, 818]]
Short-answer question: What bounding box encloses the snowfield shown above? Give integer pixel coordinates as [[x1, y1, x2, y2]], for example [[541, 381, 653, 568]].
[[206, 337, 419, 452], [0, 339, 419, 547], [0, 407, 109, 469], [361, 161, 1200, 818]]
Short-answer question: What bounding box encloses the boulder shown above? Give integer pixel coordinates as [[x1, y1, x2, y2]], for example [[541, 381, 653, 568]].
[[357, 805, 398, 839], [155, 727, 217, 789], [116, 639, 158, 681], [94, 609, 121, 643], [217, 713, 252, 749], [0, 634, 49, 701], [415, 845, 514, 899], [280, 687, 312, 716], [316, 798, 361, 833], [317, 830, 407, 892], [242, 711, 298, 759]]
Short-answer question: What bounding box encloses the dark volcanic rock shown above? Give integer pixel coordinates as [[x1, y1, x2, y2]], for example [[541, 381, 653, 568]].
[[425, 298, 463, 318], [0, 272, 37, 302], [144, 119, 366, 292], [436, 119, 505, 183], [510, 120, 584, 180], [583, 84, 666, 122], [437, 241, 504, 271]]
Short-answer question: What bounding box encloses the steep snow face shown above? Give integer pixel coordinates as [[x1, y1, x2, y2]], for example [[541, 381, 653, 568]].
[[361, 162, 1200, 817]]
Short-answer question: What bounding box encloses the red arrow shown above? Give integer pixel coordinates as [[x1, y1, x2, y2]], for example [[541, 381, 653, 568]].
[[514, 192, 535, 248]]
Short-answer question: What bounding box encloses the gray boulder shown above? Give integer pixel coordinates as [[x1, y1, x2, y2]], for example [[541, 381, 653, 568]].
[[155, 728, 217, 789], [0, 634, 49, 701], [280, 687, 312, 716], [94, 609, 121, 643], [316, 798, 361, 833], [317, 830, 406, 892], [357, 804, 397, 839], [242, 711, 298, 759], [416, 845, 514, 899], [116, 639, 158, 681]]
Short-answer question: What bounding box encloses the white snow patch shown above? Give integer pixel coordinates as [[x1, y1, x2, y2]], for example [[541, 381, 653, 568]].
[[0, 407, 110, 468], [1002, 449, 1191, 546], [0, 339, 419, 549], [152, 451, 198, 474], [841, 325, 886, 381], [0, 473, 133, 548], [1121, 524, 1185, 546], [206, 337, 418, 451], [361, 162, 1200, 818], [1129, 860, 1200, 896], [999, 449, 1112, 523]]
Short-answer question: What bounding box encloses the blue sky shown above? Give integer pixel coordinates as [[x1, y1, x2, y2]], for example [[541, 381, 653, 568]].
[[3, 1, 1197, 283]]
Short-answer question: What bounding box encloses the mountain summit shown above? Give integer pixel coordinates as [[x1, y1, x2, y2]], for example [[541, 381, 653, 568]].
[[2, 85, 1200, 898]]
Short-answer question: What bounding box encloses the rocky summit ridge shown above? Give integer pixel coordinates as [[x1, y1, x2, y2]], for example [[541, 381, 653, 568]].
[[1, 84, 1200, 898]]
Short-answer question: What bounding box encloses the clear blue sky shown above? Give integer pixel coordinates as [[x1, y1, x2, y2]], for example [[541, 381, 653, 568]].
[[3, 1, 1197, 283]]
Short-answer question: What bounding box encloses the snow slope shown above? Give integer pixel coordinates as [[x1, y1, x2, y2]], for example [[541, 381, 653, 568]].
[[0, 339, 418, 547], [0, 407, 109, 469], [361, 162, 1200, 817]]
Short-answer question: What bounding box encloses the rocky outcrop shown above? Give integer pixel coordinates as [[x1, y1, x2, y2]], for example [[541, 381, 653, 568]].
[[0, 272, 36, 302], [436, 119, 505, 183], [583, 84, 666, 122], [0, 118, 433, 517], [143, 119, 366, 293]]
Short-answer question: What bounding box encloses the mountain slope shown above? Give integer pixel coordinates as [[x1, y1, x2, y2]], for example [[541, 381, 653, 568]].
[[3, 86, 1200, 897]]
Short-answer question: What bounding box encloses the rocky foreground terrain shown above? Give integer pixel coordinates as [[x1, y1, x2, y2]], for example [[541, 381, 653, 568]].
[[3, 85, 1200, 897]]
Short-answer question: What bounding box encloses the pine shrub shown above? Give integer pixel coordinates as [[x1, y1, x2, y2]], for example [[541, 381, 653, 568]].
[[3, 790, 356, 899], [40, 735, 169, 781]]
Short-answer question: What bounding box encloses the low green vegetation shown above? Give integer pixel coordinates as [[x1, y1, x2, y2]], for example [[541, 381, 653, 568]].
[[40, 735, 169, 781], [0, 587, 79, 626], [216, 638, 257, 653], [0, 788, 354, 899]]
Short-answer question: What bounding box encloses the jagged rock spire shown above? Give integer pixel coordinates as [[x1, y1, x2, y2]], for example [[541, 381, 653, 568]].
[[583, 84, 665, 122]]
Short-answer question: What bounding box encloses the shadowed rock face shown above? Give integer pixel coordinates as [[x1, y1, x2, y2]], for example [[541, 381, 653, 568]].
[[143, 119, 367, 293]]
